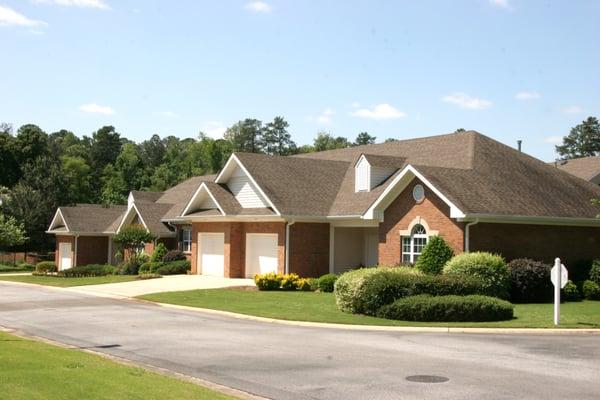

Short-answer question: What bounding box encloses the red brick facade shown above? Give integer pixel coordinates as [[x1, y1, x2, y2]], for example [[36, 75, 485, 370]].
[[289, 223, 330, 277], [469, 223, 600, 266], [378, 178, 465, 265], [76, 236, 109, 266]]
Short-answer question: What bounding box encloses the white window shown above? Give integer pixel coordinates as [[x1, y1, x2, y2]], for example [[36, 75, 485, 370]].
[[180, 227, 192, 253], [401, 224, 428, 264]]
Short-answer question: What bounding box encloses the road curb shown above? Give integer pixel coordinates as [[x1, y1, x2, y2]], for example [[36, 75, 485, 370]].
[[0, 325, 270, 400]]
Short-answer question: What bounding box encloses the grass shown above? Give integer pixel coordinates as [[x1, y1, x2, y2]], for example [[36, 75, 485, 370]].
[[139, 289, 600, 329], [0, 274, 137, 287], [0, 331, 235, 400]]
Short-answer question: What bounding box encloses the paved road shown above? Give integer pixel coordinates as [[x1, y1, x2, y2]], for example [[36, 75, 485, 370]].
[[1, 282, 599, 400]]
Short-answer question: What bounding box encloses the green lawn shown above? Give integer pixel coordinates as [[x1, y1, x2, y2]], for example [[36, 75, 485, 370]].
[[0, 331, 235, 400], [139, 289, 600, 329], [0, 274, 137, 287]]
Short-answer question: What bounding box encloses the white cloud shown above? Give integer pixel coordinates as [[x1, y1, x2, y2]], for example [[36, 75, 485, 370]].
[[350, 103, 406, 120], [350, 102, 361, 108], [515, 91, 541, 101], [244, 1, 271, 13], [561, 105, 585, 115], [489, 0, 512, 10], [316, 108, 335, 124], [159, 111, 178, 118], [544, 135, 563, 144], [441, 92, 492, 110], [201, 121, 226, 139], [79, 103, 115, 115], [0, 5, 45, 26], [33, 0, 110, 10]]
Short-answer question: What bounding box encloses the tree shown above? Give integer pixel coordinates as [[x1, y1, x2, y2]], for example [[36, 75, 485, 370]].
[[89, 126, 123, 175], [556, 117, 600, 159], [14, 124, 48, 164], [262, 117, 296, 155], [224, 119, 264, 153], [113, 224, 155, 258], [313, 132, 350, 151], [354, 132, 376, 146], [415, 235, 455, 275], [0, 124, 19, 187], [61, 156, 93, 204], [3, 183, 46, 250], [0, 213, 27, 251], [139, 134, 166, 171]]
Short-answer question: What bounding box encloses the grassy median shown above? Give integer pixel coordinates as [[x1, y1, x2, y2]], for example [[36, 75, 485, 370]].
[[139, 288, 600, 328], [0, 275, 137, 287], [0, 331, 235, 400]]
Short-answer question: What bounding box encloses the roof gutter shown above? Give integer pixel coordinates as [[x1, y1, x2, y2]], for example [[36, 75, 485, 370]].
[[458, 214, 600, 227], [464, 218, 478, 252]]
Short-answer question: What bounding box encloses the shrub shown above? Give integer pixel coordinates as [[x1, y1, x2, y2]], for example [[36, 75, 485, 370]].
[[443, 252, 509, 299], [318, 273, 338, 293], [571, 259, 593, 285], [60, 264, 116, 277], [151, 243, 168, 263], [582, 280, 600, 300], [137, 273, 162, 280], [254, 272, 283, 290], [307, 277, 319, 291], [562, 280, 581, 302], [334, 267, 490, 315], [163, 250, 186, 263], [297, 278, 314, 291], [508, 258, 553, 303], [281, 273, 300, 290], [139, 261, 165, 274], [589, 260, 600, 286], [18, 263, 35, 271], [119, 252, 149, 275], [35, 261, 57, 274], [155, 260, 191, 275], [376, 295, 514, 322], [415, 236, 454, 275]]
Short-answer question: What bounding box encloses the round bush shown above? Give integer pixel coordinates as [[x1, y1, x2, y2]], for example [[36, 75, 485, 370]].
[[163, 250, 186, 263], [508, 258, 553, 303], [589, 260, 600, 286], [281, 273, 300, 290], [415, 235, 454, 275], [35, 261, 57, 274], [254, 272, 283, 290], [443, 252, 509, 299], [582, 280, 600, 300], [334, 266, 491, 315], [376, 294, 514, 322], [155, 260, 191, 275], [562, 280, 581, 302], [318, 273, 338, 292]]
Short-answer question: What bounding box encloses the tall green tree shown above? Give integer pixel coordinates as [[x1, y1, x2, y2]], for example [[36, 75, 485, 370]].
[[313, 132, 351, 151], [89, 126, 123, 174], [0, 213, 27, 251], [556, 117, 600, 158], [354, 132, 376, 146], [14, 124, 48, 165], [61, 155, 93, 204], [0, 123, 19, 187], [224, 119, 264, 153], [262, 117, 296, 155]]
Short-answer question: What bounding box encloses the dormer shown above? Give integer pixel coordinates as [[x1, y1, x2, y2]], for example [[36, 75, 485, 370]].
[[354, 154, 400, 192]]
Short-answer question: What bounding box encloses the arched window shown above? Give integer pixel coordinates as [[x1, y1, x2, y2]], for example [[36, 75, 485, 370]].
[[401, 224, 428, 264]]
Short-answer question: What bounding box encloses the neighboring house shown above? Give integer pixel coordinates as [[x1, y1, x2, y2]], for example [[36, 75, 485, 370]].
[[551, 156, 600, 185], [47, 130, 600, 276]]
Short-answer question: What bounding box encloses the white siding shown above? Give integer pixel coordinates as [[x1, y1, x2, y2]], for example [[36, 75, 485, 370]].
[[371, 166, 396, 188], [227, 166, 268, 208], [355, 157, 370, 192]]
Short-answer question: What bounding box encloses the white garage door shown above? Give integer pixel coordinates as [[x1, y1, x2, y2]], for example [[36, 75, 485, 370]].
[[59, 242, 72, 270], [245, 234, 278, 278], [198, 233, 225, 277]]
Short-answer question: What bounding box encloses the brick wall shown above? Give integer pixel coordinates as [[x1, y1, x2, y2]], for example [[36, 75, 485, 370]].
[[379, 178, 465, 265], [77, 236, 109, 266], [289, 223, 330, 277], [470, 223, 600, 266]]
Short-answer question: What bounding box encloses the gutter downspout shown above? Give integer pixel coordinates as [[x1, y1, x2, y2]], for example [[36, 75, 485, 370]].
[[464, 219, 479, 253], [74, 234, 79, 267], [285, 220, 295, 274]]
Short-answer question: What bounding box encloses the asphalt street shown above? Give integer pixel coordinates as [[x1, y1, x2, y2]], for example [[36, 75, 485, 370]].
[[1, 282, 599, 400]]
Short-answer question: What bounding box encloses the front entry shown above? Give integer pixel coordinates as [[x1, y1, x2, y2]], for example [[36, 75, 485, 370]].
[[59, 242, 72, 270], [198, 233, 225, 277], [245, 233, 278, 278]]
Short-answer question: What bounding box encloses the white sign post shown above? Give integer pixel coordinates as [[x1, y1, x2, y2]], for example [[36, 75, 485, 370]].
[[551, 258, 568, 326]]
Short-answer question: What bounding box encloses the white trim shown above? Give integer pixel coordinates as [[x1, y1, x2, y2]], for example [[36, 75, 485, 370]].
[[214, 154, 281, 216], [464, 219, 479, 252], [48, 208, 70, 232], [399, 216, 438, 236], [363, 164, 466, 220], [180, 182, 226, 217], [116, 203, 149, 233], [458, 214, 600, 227]]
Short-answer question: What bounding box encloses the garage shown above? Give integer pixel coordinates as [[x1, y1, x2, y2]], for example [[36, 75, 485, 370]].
[[58, 242, 72, 270], [245, 233, 278, 278], [198, 233, 225, 276]]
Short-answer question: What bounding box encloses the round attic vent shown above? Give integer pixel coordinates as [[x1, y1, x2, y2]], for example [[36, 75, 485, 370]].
[[413, 184, 425, 203]]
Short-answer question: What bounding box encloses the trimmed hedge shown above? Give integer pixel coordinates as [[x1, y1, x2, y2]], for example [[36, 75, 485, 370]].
[[376, 295, 514, 322], [334, 267, 492, 315], [582, 280, 600, 300], [35, 261, 57, 274], [163, 250, 186, 262], [139, 261, 165, 274], [415, 235, 454, 275], [443, 252, 509, 299], [317, 273, 338, 293], [155, 260, 191, 275], [508, 258, 553, 303], [60, 264, 116, 277]]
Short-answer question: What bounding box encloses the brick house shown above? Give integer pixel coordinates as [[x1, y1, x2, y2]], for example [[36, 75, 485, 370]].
[[47, 130, 600, 276], [551, 156, 600, 185]]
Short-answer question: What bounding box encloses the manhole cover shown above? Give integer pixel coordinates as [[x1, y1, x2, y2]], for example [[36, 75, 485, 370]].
[[405, 375, 449, 383]]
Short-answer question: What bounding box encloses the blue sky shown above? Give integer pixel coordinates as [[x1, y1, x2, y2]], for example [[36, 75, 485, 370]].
[[1, 0, 599, 161]]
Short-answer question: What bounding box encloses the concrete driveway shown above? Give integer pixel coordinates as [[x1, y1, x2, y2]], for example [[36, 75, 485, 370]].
[[1, 282, 599, 400], [64, 275, 255, 298]]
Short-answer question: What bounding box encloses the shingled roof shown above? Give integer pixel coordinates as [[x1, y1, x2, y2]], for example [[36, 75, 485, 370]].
[[551, 156, 600, 184], [52, 204, 127, 234]]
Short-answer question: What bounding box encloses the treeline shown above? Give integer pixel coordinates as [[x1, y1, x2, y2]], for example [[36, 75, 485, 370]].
[[0, 117, 379, 250]]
